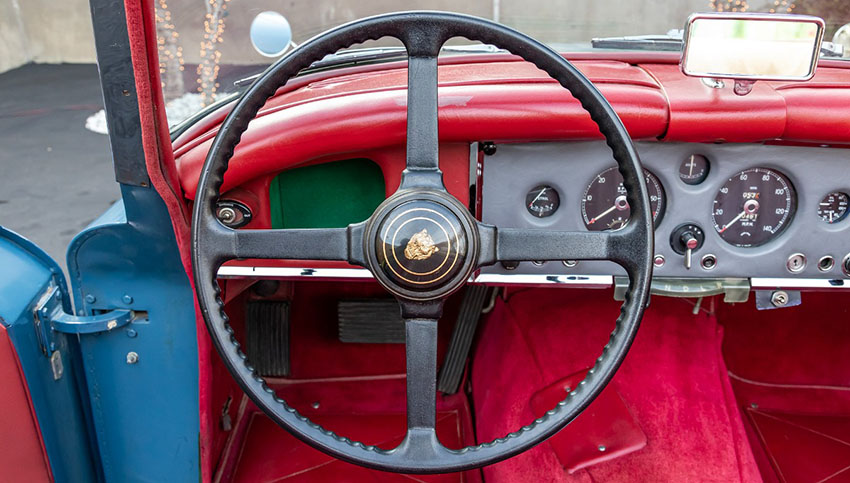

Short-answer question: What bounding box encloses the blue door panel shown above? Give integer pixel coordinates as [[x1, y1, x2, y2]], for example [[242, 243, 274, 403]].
[[67, 185, 199, 482], [0, 227, 98, 483]]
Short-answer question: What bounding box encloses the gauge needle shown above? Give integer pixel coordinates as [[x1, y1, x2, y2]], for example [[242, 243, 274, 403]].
[[719, 210, 746, 233], [528, 188, 548, 207], [588, 204, 617, 225]]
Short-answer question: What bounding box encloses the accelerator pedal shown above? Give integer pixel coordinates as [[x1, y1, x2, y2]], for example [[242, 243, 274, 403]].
[[438, 285, 493, 394], [246, 300, 290, 377], [338, 299, 404, 343]]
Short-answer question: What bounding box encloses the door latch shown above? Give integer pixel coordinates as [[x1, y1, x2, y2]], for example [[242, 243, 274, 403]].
[[33, 285, 134, 355]]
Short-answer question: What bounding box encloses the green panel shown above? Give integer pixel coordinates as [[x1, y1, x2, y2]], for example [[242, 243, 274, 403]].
[[270, 159, 386, 229]]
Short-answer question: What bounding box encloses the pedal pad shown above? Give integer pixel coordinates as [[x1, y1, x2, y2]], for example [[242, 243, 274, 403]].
[[246, 301, 290, 377], [438, 285, 492, 394], [338, 299, 404, 343]]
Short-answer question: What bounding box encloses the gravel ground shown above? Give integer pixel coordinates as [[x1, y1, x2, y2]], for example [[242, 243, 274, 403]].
[[0, 63, 119, 273]]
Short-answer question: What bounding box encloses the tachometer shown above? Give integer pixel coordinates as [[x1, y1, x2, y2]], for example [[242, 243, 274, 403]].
[[712, 168, 796, 247], [581, 167, 665, 231]]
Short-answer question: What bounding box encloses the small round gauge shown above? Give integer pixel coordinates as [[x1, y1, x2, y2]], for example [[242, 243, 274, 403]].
[[712, 168, 796, 247], [581, 167, 665, 231], [818, 192, 849, 224], [679, 154, 710, 185], [525, 185, 560, 218]]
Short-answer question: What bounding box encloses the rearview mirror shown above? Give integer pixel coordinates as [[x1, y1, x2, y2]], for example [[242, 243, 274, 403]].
[[250, 11, 293, 57], [682, 13, 824, 81]]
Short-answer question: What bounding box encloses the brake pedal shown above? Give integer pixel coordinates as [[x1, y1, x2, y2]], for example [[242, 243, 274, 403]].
[[338, 299, 404, 343], [246, 300, 290, 377]]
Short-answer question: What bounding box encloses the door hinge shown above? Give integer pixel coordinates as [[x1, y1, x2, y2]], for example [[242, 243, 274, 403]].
[[33, 285, 134, 355]]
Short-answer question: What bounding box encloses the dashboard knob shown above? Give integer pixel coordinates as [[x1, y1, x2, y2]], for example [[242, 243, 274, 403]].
[[670, 223, 706, 270]]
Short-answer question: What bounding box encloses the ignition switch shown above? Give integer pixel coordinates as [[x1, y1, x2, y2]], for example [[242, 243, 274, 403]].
[[670, 223, 705, 269]]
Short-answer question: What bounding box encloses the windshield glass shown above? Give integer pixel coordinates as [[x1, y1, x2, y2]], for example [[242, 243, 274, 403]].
[[156, 0, 850, 124]]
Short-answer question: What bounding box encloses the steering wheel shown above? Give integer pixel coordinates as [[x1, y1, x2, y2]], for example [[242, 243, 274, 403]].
[[192, 11, 653, 474]]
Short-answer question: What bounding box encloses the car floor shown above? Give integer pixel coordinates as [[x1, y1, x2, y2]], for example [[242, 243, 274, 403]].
[[214, 285, 850, 482], [472, 289, 760, 482], [719, 292, 850, 483]]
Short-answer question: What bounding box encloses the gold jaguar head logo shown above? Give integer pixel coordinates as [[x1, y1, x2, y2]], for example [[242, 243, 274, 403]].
[[404, 228, 440, 261]]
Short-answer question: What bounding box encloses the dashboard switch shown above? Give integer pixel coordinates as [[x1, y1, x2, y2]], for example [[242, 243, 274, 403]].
[[670, 223, 705, 270]]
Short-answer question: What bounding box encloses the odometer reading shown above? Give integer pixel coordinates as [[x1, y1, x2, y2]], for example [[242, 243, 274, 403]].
[[581, 167, 665, 231], [712, 168, 796, 247]]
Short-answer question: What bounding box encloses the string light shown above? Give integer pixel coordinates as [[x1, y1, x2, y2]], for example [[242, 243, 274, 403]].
[[155, 0, 185, 99], [769, 0, 796, 13], [197, 0, 231, 107], [710, 0, 795, 14], [709, 0, 749, 12]]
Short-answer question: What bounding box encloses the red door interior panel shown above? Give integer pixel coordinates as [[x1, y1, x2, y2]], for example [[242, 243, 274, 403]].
[[0, 329, 51, 483]]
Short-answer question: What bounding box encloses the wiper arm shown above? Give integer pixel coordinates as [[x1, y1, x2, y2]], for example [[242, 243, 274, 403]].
[[234, 44, 503, 87], [591, 34, 684, 52]]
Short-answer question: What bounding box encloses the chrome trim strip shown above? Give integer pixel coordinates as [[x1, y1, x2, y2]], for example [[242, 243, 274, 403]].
[[216, 267, 849, 290], [750, 277, 849, 289], [217, 266, 374, 279], [216, 266, 613, 286], [472, 273, 613, 286]]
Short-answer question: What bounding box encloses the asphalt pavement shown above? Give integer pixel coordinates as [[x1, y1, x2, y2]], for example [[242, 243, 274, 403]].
[[0, 63, 119, 273]]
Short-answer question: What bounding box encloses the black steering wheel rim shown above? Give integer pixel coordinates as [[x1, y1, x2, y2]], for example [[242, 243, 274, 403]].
[[191, 11, 653, 474]]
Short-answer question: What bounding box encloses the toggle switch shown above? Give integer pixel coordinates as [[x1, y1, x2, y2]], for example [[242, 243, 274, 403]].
[[670, 223, 705, 270]]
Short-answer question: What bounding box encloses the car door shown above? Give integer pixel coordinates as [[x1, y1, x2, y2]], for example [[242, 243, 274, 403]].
[[0, 226, 99, 482]]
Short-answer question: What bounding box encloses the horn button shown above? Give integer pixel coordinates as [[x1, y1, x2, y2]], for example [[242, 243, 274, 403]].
[[366, 193, 478, 301]]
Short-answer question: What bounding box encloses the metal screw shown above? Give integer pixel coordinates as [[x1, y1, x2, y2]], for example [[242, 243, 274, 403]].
[[122, 294, 134, 304], [598, 445, 607, 452], [311, 402, 320, 409], [85, 294, 96, 304], [126, 328, 138, 338], [563, 260, 578, 268], [653, 255, 665, 268], [126, 352, 139, 364], [771, 291, 789, 307], [750, 402, 759, 409]]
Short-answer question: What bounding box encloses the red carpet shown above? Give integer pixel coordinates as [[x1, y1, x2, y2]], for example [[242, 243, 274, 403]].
[[472, 289, 760, 482]]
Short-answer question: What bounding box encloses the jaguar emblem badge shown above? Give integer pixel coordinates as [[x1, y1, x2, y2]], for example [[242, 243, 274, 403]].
[[404, 228, 440, 261]]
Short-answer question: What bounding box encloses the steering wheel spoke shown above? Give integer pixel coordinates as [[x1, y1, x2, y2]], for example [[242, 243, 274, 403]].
[[200, 218, 366, 266], [398, 31, 446, 192], [477, 223, 647, 271], [388, 301, 453, 460]]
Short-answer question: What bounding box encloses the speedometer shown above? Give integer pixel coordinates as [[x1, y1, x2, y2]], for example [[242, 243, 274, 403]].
[[712, 168, 796, 247]]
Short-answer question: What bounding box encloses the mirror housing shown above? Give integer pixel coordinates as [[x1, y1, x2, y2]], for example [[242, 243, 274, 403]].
[[250, 11, 293, 58], [681, 12, 824, 84]]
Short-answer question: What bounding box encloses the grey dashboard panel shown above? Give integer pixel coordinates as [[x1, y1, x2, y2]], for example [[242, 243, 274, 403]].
[[480, 141, 850, 280]]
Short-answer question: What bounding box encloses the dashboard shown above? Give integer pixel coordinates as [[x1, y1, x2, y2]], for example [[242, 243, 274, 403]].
[[479, 141, 850, 286]]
